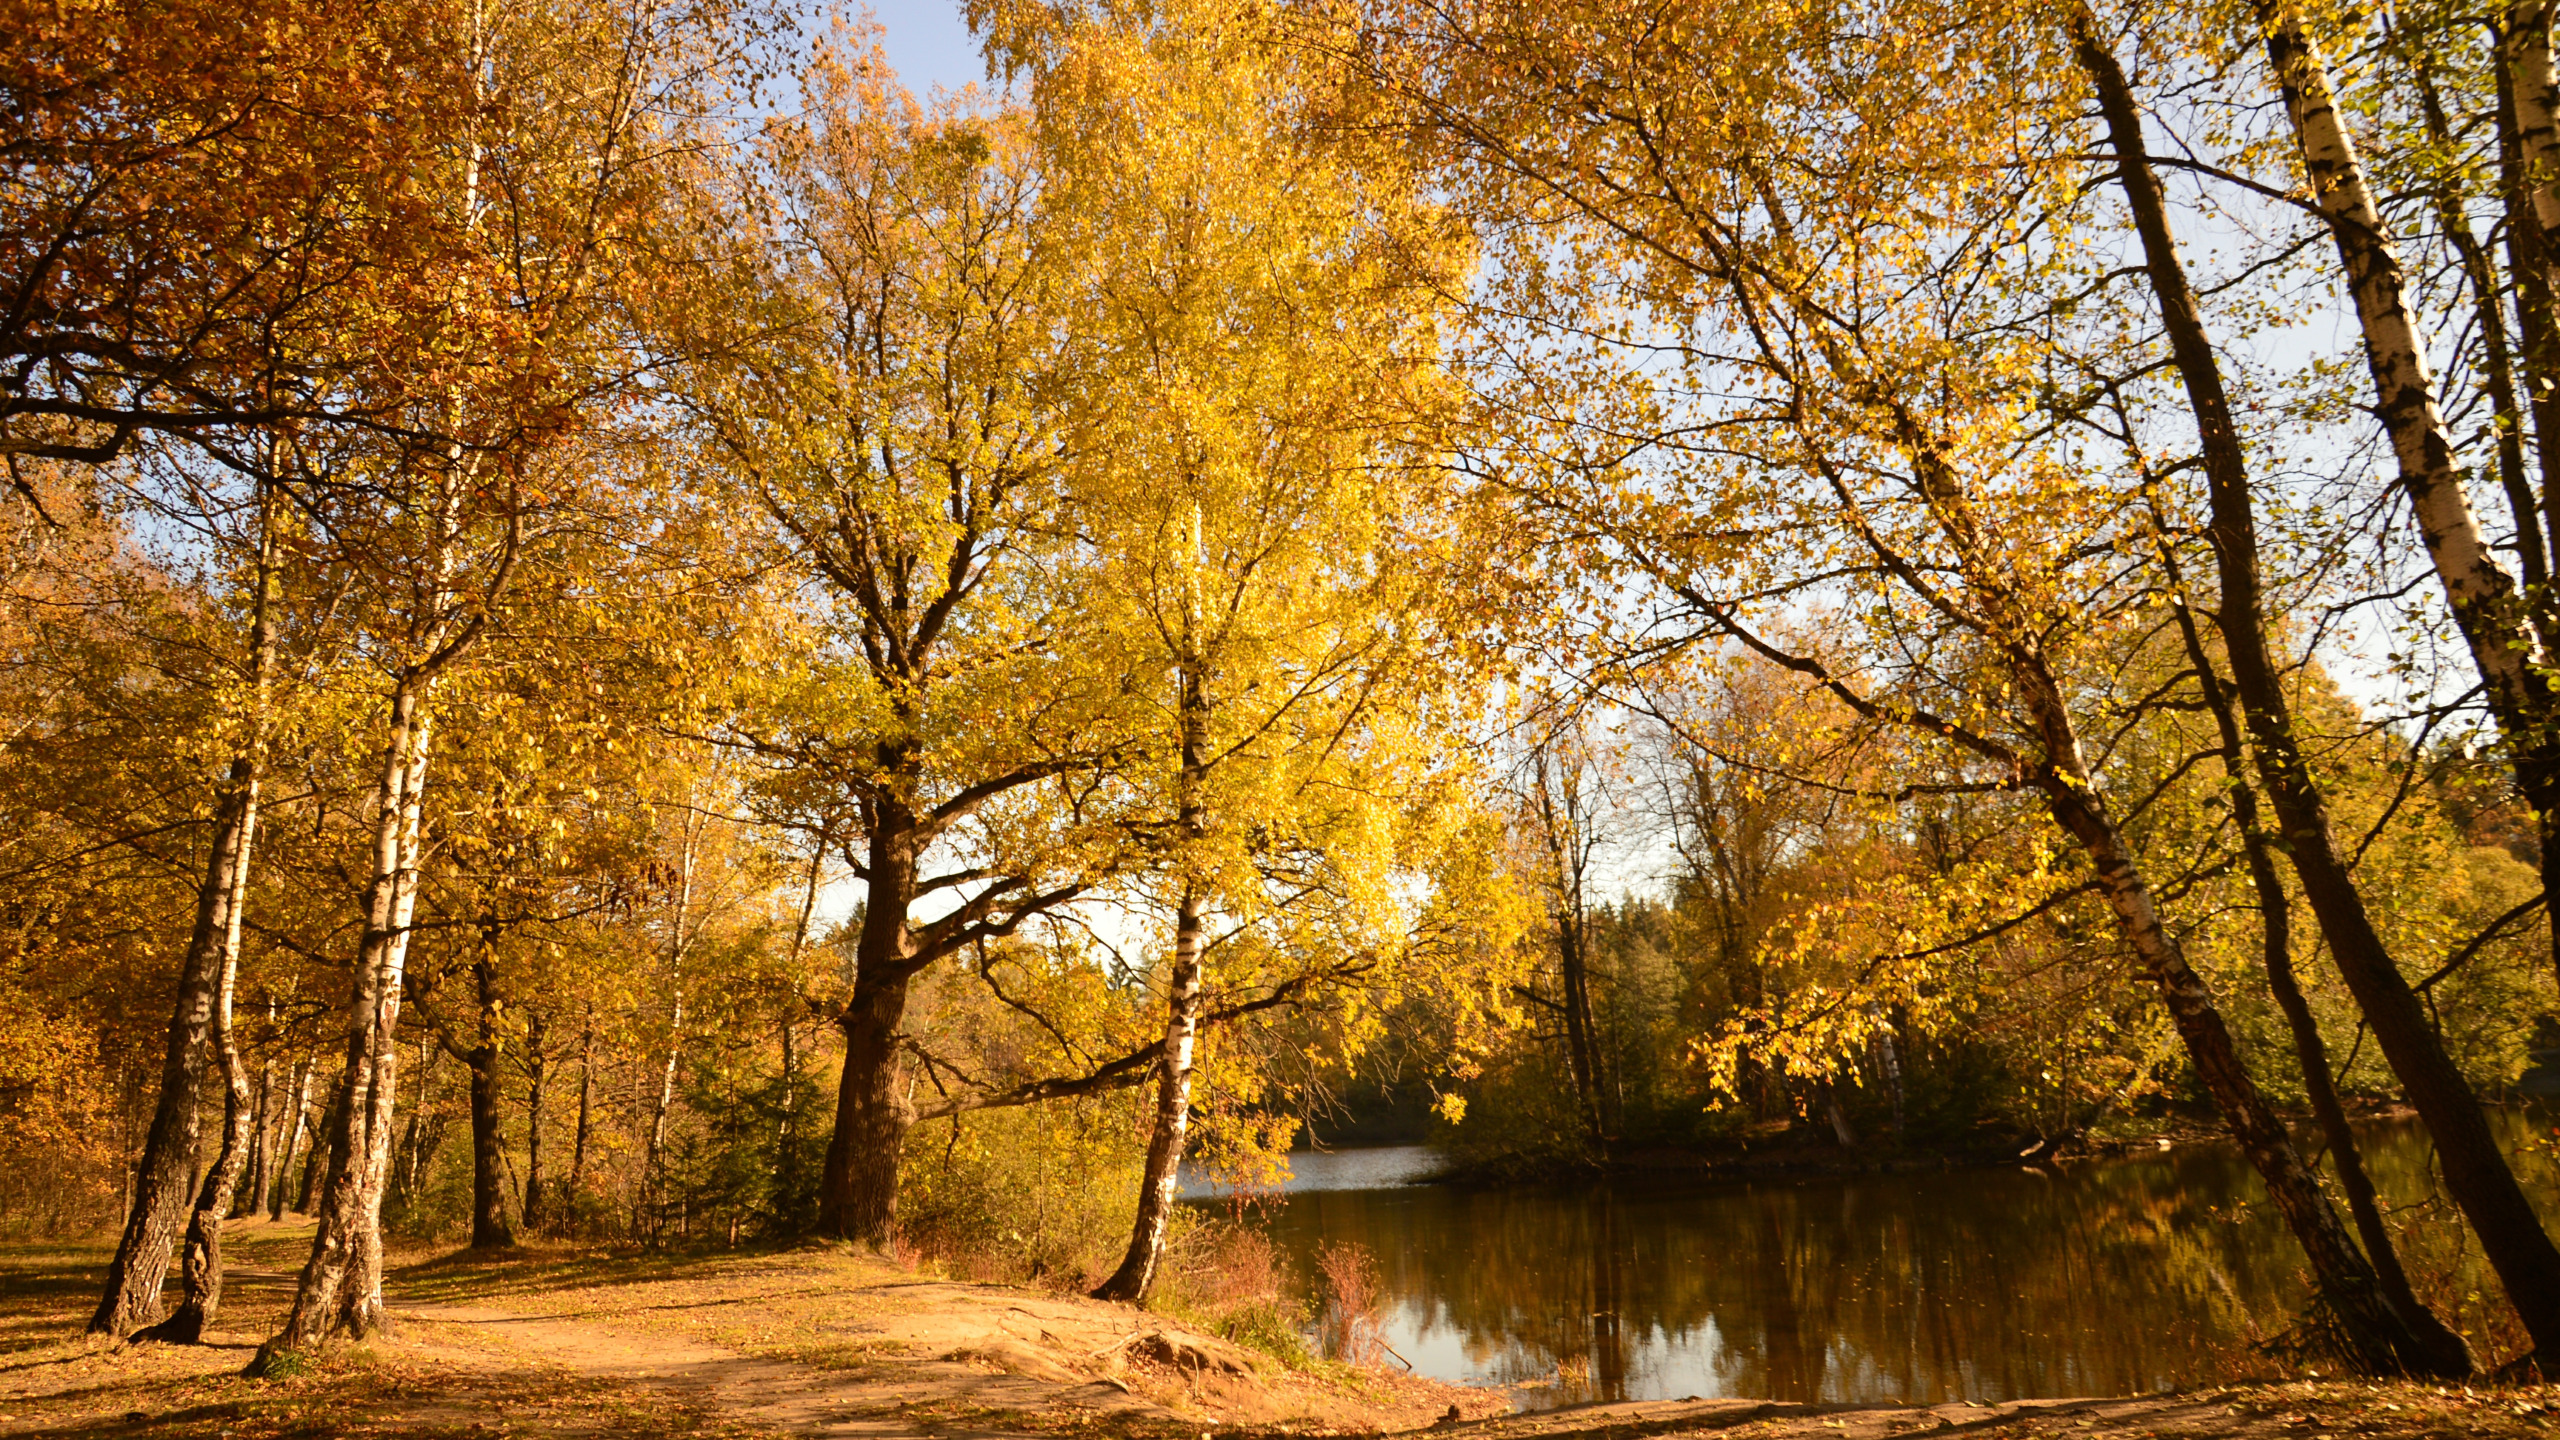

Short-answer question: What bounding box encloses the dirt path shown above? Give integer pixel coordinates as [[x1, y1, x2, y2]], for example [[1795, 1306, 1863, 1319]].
[[0, 1231, 1486, 1437], [386, 1292, 1168, 1438]]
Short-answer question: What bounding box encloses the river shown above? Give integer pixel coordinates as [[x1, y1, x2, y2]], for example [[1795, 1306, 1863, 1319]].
[[1191, 1119, 2560, 1407]]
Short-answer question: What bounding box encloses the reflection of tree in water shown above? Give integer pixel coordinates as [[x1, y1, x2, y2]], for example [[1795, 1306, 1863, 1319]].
[[1256, 1148, 2337, 1405]]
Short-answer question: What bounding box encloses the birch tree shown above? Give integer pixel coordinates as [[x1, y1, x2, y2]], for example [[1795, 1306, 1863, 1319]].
[[982, 0, 1488, 1299], [256, 0, 750, 1358]]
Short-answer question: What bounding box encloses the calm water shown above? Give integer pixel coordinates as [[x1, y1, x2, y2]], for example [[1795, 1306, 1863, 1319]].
[[1204, 1121, 2560, 1407]]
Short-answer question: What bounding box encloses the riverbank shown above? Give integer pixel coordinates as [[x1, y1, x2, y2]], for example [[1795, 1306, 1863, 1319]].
[[1418, 1106, 2458, 1189]]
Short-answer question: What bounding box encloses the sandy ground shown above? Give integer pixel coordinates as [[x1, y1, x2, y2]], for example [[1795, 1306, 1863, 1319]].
[[0, 1221, 1486, 1437], [0, 1224, 2553, 1439]]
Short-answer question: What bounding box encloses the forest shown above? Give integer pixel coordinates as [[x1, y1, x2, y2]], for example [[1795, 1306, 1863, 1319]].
[[5, 0, 2560, 1395]]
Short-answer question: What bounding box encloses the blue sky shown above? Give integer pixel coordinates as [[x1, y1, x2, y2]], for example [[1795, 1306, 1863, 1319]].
[[872, 0, 988, 95]]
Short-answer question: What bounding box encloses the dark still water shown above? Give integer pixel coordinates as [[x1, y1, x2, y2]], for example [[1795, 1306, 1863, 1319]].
[[1203, 1121, 2560, 1407]]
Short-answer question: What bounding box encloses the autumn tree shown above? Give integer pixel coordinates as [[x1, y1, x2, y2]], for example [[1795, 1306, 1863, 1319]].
[[690, 47, 1137, 1248]]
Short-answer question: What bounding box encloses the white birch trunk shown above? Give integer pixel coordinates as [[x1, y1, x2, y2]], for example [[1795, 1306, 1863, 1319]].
[[259, 679, 439, 1360], [2258, 2, 2546, 724], [2507, 6, 2560, 257]]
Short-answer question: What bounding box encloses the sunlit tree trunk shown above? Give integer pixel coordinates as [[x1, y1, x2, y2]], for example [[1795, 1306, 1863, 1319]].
[[2242, 2, 2560, 1359], [2485, 18, 2560, 982], [2498, 58, 2560, 580], [255, 673, 438, 1363], [2029, 683, 2432, 1377], [268, 1059, 312, 1220], [1811, 211, 2446, 1371], [1092, 885, 1204, 1303], [88, 757, 259, 1332], [2406, 51, 2548, 598], [2164, 569, 2466, 1366], [639, 806, 699, 1237], [641, 985, 684, 1237], [2503, 7, 2560, 296], [771, 844, 821, 1222], [1096, 644, 1214, 1302], [1095, 498, 1252, 1302]]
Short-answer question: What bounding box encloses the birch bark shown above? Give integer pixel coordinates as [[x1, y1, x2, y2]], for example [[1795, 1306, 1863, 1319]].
[[2505, 7, 2560, 272], [1091, 887, 1205, 1302], [257, 674, 439, 1360], [267, 1060, 311, 1220]]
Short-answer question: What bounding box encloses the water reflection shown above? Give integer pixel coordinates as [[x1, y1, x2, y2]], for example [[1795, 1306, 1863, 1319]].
[[1180, 1145, 1441, 1197], [1229, 1121, 2559, 1406]]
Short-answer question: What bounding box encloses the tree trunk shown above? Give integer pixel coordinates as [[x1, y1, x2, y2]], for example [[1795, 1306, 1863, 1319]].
[[256, 674, 438, 1364], [1872, 1010, 1905, 1142], [1093, 887, 1207, 1302], [2500, 54, 2560, 601], [567, 1019, 592, 1239], [293, 1074, 342, 1217], [88, 762, 263, 1336], [772, 841, 821, 1222], [638, 807, 700, 1239], [1096, 597, 1221, 1305], [235, 1042, 271, 1223], [90, 483, 277, 1337], [2499, 22, 2560, 993], [2156, 568, 2470, 1370], [1822, 120, 2445, 1368], [269, 1059, 312, 1220], [2279, 0, 2560, 992], [1533, 745, 1608, 1149], [817, 952, 915, 1247], [640, 986, 684, 1239], [2079, 14, 2474, 1376], [1822, 1086, 1857, 1149], [522, 1008, 549, 1235], [2253, 2, 2551, 727], [817, 818, 923, 1248], [2503, 7, 2560, 297], [1559, 908, 1607, 1148], [467, 946, 513, 1249], [2414, 71, 2548, 598], [2038, 731, 2436, 1376], [135, 854, 257, 1345], [2215, 5, 2560, 1360], [391, 1038, 436, 1212], [775, 1015, 796, 1192]]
